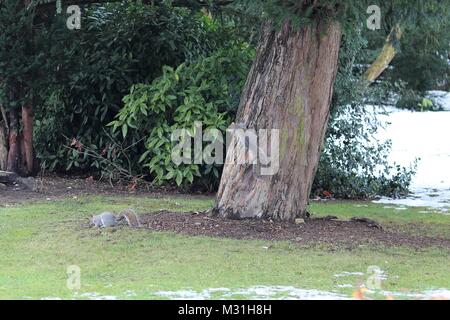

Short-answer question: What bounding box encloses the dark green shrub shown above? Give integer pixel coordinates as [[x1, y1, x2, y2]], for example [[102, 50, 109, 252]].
[[34, 2, 222, 173], [312, 27, 416, 199], [110, 45, 254, 189]]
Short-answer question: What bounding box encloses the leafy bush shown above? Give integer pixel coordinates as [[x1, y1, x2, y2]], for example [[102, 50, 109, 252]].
[[34, 2, 222, 173], [312, 27, 416, 199], [110, 45, 254, 189], [314, 104, 416, 199]]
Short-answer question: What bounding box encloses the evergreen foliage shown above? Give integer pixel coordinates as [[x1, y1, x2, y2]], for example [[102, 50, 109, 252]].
[[1, 0, 448, 197]]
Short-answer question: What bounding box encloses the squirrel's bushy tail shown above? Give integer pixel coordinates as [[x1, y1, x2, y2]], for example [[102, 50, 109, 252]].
[[118, 209, 141, 228]]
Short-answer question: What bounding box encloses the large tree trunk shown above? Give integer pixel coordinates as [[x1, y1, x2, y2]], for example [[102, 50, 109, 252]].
[[213, 20, 342, 221]]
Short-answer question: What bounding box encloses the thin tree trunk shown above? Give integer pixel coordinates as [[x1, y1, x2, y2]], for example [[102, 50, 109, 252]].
[[0, 104, 8, 132], [6, 108, 20, 173], [0, 120, 7, 171], [21, 100, 34, 174], [213, 20, 342, 221]]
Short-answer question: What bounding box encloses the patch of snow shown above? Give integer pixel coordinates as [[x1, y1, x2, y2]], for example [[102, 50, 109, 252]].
[[372, 107, 450, 212], [376, 195, 450, 213], [40, 291, 136, 300], [74, 292, 118, 300], [123, 290, 137, 297], [154, 286, 348, 300], [39, 286, 450, 300], [155, 289, 211, 300], [334, 272, 365, 277], [419, 289, 450, 300], [154, 284, 450, 300], [378, 289, 450, 300], [336, 284, 354, 288], [428, 91, 450, 111], [206, 287, 232, 293]]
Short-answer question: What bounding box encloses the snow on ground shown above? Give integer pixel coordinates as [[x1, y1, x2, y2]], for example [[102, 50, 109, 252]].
[[154, 286, 349, 300], [373, 102, 450, 212], [37, 286, 450, 300], [428, 90, 450, 111], [152, 286, 450, 300]]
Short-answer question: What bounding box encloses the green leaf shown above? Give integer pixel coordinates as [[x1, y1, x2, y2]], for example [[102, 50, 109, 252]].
[[122, 124, 128, 138], [139, 150, 151, 163], [186, 171, 194, 183], [175, 172, 183, 186], [165, 171, 174, 180]]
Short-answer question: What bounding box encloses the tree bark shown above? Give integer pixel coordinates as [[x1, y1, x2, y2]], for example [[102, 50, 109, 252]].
[[213, 20, 342, 221], [21, 100, 34, 174], [6, 108, 20, 173], [0, 120, 7, 171]]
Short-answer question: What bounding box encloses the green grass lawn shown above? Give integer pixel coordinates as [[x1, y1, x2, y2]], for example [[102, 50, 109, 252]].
[[0, 195, 449, 300]]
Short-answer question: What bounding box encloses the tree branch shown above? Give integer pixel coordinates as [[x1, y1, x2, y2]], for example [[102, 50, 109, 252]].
[[364, 25, 402, 83]]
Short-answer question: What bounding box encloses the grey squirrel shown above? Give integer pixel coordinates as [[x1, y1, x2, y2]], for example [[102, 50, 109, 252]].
[[91, 209, 141, 228]]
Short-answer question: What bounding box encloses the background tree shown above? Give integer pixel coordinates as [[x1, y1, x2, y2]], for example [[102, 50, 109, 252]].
[[363, 1, 450, 110], [0, 0, 42, 175]]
